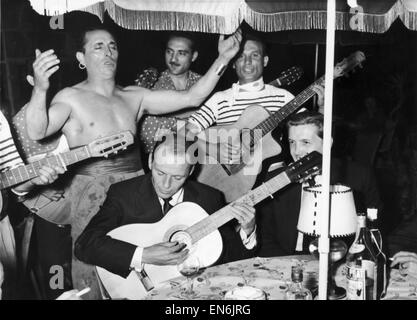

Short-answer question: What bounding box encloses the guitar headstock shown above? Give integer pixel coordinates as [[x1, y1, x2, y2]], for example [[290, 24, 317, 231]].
[[135, 67, 159, 89], [285, 151, 322, 183], [277, 66, 304, 86], [87, 131, 134, 158], [334, 51, 366, 80]]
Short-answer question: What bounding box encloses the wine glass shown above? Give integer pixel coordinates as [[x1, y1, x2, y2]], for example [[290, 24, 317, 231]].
[[177, 255, 201, 299]]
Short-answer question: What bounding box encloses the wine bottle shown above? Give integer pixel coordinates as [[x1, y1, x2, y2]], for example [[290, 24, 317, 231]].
[[346, 214, 378, 300], [366, 208, 387, 299], [285, 265, 313, 300]]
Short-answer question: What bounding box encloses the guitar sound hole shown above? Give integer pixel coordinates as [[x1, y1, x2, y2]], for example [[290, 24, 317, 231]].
[[169, 230, 192, 249]]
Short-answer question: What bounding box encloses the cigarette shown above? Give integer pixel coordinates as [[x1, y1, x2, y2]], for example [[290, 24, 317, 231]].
[[76, 287, 91, 297], [389, 257, 394, 261]]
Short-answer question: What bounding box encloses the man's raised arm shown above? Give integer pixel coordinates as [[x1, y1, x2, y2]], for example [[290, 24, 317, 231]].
[[140, 29, 242, 115], [25, 49, 70, 140]]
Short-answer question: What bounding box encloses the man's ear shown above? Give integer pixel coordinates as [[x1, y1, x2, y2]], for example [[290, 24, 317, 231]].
[[191, 51, 198, 63], [76, 52, 84, 65], [263, 55, 269, 67], [148, 153, 153, 170]]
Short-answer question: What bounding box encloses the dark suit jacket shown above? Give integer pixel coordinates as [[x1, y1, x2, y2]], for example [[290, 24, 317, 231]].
[[74, 174, 254, 278], [256, 158, 382, 257]]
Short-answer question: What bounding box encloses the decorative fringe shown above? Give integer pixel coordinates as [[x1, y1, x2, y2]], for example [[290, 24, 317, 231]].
[[29, 0, 417, 33], [79, 2, 106, 22], [243, 0, 416, 34], [104, 0, 242, 34], [401, 1, 417, 31]]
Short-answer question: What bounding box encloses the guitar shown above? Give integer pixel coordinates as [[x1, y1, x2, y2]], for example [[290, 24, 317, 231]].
[[195, 51, 366, 202], [96, 151, 322, 300], [0, 131, 134, 212]]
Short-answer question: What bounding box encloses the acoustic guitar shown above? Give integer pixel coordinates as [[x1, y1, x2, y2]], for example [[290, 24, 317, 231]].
[[0, 131, 134, 213], [96, 151, 322, 300], [195, 51, 366, 202]]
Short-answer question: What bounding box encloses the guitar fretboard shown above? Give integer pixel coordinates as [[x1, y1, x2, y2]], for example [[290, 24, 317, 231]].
[[0, 146, 91, 189], [227, 76, 325, 174], [186, 170, 292, 244]]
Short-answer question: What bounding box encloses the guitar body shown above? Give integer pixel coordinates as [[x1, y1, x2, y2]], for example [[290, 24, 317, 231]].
[[96, 202, 223, 300], [196, 105, 281, 202]]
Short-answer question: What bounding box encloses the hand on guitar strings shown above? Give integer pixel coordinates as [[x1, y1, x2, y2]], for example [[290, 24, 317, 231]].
[[229, 202, 256, 236], [13, 165, 66, 194], [142, 241, 189, 266], [31, 165, 66, 186], [312, 84, 325, 112], [219, 141, 241, 165]]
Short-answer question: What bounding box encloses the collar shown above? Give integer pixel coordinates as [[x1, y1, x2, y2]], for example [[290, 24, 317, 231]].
[[230, 77, 265, 106], [157, 187, 184, 208], [234, 77, 265, 92]]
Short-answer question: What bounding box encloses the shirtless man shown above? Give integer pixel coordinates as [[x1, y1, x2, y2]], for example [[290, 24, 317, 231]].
[[24, 26, 241, 299]]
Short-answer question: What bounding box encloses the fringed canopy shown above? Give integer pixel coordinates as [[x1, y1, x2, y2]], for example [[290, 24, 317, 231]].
[[28, 0, 417, 33]]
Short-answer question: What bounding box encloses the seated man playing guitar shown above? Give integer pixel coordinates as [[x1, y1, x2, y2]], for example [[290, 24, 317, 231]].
[[256, 111, 382, 257], [183, 33, 324, 202], [74, 133, 257, 298]]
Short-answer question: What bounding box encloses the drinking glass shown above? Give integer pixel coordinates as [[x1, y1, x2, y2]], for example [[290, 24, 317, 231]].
[[177, 255, 201, 299]]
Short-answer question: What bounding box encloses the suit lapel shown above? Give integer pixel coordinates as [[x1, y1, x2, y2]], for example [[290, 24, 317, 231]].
[[137, 174, 164, 219]]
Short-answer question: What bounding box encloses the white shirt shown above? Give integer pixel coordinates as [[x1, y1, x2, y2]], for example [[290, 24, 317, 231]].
[[130, 188, 257, 270]]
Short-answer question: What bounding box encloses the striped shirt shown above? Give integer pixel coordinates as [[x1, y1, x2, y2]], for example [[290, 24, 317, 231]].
[[0, 111, 23, 171], [188, 82, 294, 132]]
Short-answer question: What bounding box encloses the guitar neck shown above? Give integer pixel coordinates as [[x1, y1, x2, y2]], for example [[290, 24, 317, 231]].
[[186, 170, 292, 243], [254, 75, 325, 135], [0, 146, 91, 189]]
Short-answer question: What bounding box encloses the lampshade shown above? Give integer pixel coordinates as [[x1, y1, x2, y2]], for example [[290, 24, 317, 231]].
[[297, 184, 357, 237]]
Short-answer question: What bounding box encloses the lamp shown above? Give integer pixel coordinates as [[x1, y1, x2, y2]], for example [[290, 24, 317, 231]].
[[298, 184, 357, 300]]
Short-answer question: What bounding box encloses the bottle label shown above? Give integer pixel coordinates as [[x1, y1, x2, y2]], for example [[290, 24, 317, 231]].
[[346, 260, 376, 300], [348, 243, 365, 254], [346, 265, 366, 300]]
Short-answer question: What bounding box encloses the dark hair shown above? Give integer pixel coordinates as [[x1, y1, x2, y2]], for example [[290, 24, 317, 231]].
[[243, 33, 268, 57], [287, 111, 324, 139], [76, 26, 117, 53], [166, 32, 197, 52]]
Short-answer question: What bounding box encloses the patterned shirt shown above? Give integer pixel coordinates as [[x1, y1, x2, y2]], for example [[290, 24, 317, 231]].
[[188, 79, 294, 132], [0, 111, 23, 171], [139, 69, 201, 154], [153, 69, 201, 91]]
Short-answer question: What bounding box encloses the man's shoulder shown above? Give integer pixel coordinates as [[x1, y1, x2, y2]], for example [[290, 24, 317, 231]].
[[206, 88, 232, 102], [52, 86, 81, 102], [108, 174, 148, 193]]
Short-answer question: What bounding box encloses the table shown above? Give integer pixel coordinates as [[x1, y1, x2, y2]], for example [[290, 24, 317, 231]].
[[144, 255, 319, 300], [144, 255, 417, 300]]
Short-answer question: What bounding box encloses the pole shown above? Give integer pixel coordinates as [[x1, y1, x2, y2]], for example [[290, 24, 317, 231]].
[[313, 43, 319, 108], [318, 0, 336, 300]]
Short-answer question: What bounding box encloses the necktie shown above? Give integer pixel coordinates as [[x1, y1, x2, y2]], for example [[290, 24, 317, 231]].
[[162, 197, 173, 215]]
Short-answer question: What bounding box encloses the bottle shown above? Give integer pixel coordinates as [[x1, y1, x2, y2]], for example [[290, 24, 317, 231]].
[[366, 208, 387, 300], [285, 265, 313, 300], [345, 214, 377, 300]]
